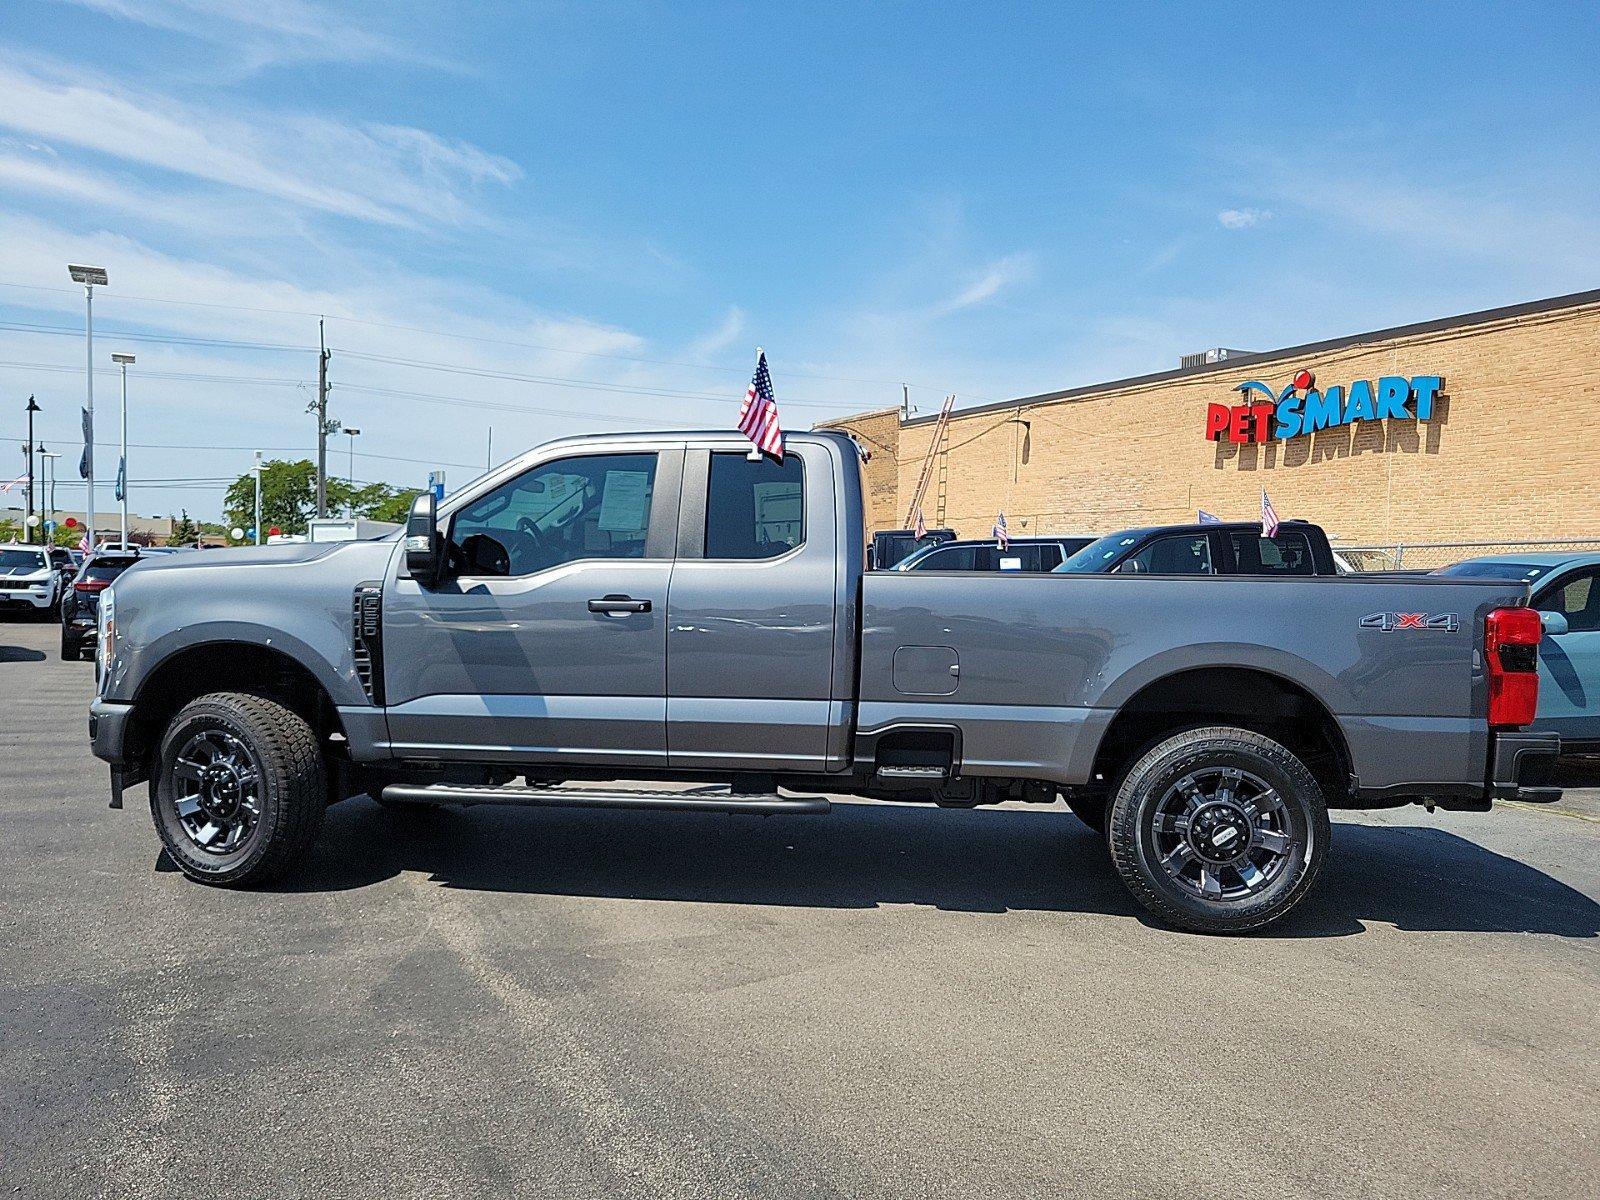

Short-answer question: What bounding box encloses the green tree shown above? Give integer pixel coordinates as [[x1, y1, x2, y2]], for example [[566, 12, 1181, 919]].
[[223, 459, 419, 533], [170, 510, 201, 546], [0, 517, 21, 542], [222, 459, 320, 536]]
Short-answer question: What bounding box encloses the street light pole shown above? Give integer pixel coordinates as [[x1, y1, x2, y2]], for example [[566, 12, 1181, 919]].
[[40, 450, 60, 541], [253, 451, 262, 546], [69, 265, 108, 550], [345, 427, 361, 509], [112, 353, 134, 545], [24, 395, 39, 543]]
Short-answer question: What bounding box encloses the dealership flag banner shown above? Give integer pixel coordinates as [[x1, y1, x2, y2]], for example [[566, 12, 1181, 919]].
[[992, 511, 1009, 551], [1261, 490, 1281, 538], [79, 406, 92, 480], [737, 347, 784, 459], [1197, 509, 1220, 524], [115, 455, 125, 503]]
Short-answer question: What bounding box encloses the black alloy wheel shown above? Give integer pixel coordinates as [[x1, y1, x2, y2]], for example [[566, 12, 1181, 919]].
[[1107, 726, 1329, 933]]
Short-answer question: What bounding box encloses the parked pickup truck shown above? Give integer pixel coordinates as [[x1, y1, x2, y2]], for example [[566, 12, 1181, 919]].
[[88, 430, 1560, 932]]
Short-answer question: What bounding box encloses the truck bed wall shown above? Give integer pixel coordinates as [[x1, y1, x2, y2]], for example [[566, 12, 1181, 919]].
[[859, 572, 1531, 793]]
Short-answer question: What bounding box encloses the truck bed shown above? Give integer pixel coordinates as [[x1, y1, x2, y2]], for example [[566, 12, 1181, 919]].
[[859, 571, 1532, 796]]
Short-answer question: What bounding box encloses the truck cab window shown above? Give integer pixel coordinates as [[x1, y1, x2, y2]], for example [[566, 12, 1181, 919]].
[[1228, 530, 1315, 575], [705, 453, 804, 560], [1118, 535, 1212, 575], [449, 452, 657, 576]]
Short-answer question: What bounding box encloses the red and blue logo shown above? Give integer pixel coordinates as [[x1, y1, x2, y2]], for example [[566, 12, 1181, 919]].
[[1206, 370, 1444, 444]]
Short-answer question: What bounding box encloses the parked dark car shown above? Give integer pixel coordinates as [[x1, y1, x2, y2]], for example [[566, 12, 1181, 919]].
[[1434, 553, 1600, 753], [1054, 519, 1340, 577], [893, 535, 1095, 573], [869, 526, 955, 570], [61, 549, 143, 660]]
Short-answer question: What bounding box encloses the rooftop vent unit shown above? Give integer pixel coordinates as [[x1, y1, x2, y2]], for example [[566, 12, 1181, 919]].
[[1180, 347, 1251, 371]]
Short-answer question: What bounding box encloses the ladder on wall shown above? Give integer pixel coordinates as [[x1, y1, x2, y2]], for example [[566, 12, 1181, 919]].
[[903, 394, 955, 528]]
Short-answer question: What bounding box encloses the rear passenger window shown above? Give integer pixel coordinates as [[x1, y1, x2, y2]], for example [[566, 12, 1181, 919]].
[[705, 454, 804, 560], [1228, 530, 1315, 575], [926, 545, 978, 570], [1118, 535, 1212, 575]]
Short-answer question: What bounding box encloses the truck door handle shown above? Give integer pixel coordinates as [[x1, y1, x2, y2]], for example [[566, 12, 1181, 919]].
[[588, 594, 651, 614]]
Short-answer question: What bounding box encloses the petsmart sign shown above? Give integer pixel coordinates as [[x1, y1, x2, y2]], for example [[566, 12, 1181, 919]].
[[1205, 369, 1444, 444]]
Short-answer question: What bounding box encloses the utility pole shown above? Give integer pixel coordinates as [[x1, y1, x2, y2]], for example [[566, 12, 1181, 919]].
[[113, 353, 134, 545], [24, 395, 39, 543], [315, 316, 330, 518], [253, 451, 263, 546]]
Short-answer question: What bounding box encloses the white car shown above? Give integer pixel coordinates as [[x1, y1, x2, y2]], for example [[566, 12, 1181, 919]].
[[0, 544, 73, 618]]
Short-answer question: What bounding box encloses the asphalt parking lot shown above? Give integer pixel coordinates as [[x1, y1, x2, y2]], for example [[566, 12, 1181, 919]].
[[2, 616, 1597, 1199]]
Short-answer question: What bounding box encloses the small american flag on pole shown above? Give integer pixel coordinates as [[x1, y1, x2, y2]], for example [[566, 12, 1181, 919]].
[[1, 470, 27, 493], [78, 531, 92, 555], [913, 508, 927, 540], [992, 511, 1009, 551], [1261, 489, 1281, 538], [737, 348, 784, 459]]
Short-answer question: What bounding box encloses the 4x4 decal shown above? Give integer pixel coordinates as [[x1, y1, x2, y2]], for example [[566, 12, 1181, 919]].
[[1360, 611, 1460, 632]]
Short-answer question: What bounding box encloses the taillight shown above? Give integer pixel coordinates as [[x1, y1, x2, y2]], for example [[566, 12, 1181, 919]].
[[1485, 607, 1541, 728], [75, 579, 109, 592]]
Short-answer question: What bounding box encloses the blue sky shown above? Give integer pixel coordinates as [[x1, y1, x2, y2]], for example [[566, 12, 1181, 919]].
[[1, 1, 1596, 520]]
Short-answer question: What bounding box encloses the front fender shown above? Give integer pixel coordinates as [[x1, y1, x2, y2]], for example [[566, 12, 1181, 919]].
[[109, 620, 365, 708]]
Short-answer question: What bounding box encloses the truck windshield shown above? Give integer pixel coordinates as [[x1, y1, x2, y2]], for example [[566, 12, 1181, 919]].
[[1054, 533, 1141, 573], [0, 548, 48, 572]]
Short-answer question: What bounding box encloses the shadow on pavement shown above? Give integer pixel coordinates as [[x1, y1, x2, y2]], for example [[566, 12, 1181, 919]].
[[0, 644, 47, 662], [249, 797, 1600, 940]]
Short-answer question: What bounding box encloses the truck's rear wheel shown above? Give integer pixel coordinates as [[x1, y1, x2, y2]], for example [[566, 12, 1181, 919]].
[[1106, 726, 1328, 934], [151, 692, 326, 887]]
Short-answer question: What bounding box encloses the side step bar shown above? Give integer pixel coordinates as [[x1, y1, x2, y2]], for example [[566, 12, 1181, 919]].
[[379, 783, 831, 816]]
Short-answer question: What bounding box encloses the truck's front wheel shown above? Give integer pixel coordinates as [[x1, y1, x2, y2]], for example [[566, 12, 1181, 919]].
[[1107, 726, 1328, 934], [151, 692, 326, 886]]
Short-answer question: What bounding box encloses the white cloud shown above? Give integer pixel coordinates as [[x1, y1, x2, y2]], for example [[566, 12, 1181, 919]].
[[1217, 208, 1273, 230], [0, 58, 519, 228], [49, 0, 432, 68], [934, 252, 1035, 316]]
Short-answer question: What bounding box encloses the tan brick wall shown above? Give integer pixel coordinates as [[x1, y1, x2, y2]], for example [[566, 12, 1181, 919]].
[[830, 301, 1600, 547], [817, 406, 902, 533]]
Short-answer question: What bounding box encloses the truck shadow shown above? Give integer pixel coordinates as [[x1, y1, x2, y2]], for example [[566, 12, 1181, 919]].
[[277, 799, 1600, 940]]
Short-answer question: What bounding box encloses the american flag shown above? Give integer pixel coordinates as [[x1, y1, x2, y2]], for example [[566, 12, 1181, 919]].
[[913, 508, 927, 540], [1261, 490, 1281, 538], [992, 511, 1009, 551], [1, 470, 27, 493], [78, 532, 92, 555], [1197, 509, 1221, 524], [737, 348, 784, 459]]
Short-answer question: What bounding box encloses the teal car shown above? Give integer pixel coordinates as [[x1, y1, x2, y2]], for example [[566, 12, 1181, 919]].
[[1434, 553, 1600, 753]]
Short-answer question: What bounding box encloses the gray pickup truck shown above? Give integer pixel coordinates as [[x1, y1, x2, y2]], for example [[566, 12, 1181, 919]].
[[88, 430, 1560, 932]]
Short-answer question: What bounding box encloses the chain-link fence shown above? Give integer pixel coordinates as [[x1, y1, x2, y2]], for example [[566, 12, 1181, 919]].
[[1335, 539, 1600, 572]]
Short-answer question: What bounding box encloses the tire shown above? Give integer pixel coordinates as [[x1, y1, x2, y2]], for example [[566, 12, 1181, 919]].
[[1106, 726, 1329, 934], [151, 692, 326, 887], [60, 630, 81, 661]]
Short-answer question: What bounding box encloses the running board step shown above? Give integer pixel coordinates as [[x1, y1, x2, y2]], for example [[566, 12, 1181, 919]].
[[379, 783, 830, 816], [875, 765, 948, 780]]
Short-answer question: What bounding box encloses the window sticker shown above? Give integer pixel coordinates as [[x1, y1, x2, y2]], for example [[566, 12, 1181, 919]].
[[597, 470, 651, 533]]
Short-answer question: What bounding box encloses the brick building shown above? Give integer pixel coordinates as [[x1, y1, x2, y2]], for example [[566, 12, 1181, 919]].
[[821, 288, 1600, 558]]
